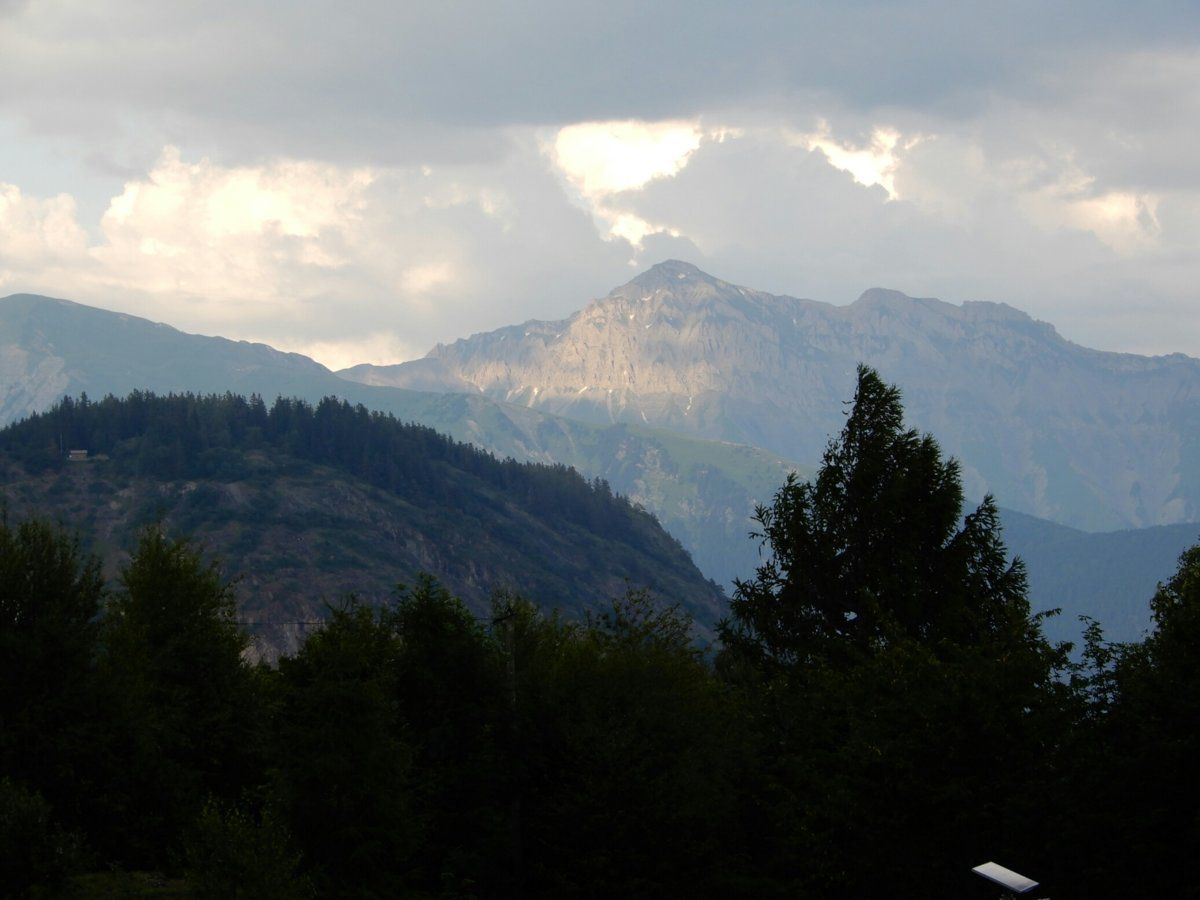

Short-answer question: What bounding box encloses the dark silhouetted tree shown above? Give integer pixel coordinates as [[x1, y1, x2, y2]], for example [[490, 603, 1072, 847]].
[[271, 598, 418, 898], [99, 528, 263, 865], [719, 366, 1069, 898], [0, 518, 99, 890], [1057, 542, 1200, 898], [515, 589, 742, 898]]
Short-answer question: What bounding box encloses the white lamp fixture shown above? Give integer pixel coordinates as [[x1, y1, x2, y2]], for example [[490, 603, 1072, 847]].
[[972, 861, 1039, 894]]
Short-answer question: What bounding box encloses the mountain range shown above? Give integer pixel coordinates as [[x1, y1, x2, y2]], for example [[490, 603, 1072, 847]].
[[0, 291, 796, 591], [2, 262, 1198, 644], [344, 260, 1200, 532]]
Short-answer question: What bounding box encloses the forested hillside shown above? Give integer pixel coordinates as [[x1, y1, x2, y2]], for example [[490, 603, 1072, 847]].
[[1001, 508, 1200, 643], [0, 392, 725, 657]]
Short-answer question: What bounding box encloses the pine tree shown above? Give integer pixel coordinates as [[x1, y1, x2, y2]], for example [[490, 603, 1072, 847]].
[[272, 598, 417, 897], [723, 365, 1046, 669], [99, 528, 262, 865], [0, 518, 102, 873], [719, 366, 1069, 897]]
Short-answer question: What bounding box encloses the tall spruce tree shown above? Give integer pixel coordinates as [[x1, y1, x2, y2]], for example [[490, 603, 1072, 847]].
[[272, 598, 418, 898], [99, 528, 262, 865], [719, 366, 1069, 898], [0, 518, 101, 888], [723, 365, 1048, 667], [0, 518, 103, 797]]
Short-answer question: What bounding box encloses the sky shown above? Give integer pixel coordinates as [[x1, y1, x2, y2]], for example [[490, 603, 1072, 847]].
[[1, 0, 1198, 368]]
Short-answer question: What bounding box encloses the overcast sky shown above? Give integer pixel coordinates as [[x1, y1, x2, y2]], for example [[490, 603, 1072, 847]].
[[1, 0, 1198, 367]]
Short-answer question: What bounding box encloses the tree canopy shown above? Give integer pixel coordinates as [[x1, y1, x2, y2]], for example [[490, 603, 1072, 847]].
[[1, 375, 1196, 897], [719, 365, 1070, 897], [723, 365, 1050, 670]]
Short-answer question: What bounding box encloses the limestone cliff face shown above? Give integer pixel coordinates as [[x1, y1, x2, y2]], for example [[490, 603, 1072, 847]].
[[343, 260, 1200, 530]]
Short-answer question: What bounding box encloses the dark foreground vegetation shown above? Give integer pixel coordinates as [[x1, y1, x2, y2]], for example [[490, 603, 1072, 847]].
[[2, 368, 1197, 898]]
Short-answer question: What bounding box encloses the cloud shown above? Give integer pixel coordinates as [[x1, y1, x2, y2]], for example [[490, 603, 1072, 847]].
[[4, 2, 1193, 166], [0, 182, 92, 292], [542, 119, 743, 247], [549, 120, 703, 196], [89, 147, 376, 309], [279, 332, 421, 371], [0, 183, 88, 261], [788, 122, 923, 200], [0, 140, 638, 365]]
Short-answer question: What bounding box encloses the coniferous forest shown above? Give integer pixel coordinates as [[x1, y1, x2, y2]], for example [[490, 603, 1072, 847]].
[[0, 389, 727, 658], [2, 368, 1198, 898]]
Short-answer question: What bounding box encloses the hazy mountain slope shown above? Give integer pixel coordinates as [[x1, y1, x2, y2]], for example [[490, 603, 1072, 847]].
[[0, 393, 727, 660], [0, 292, 799, 590], [0, 293, 342, 419], [999, 507, 1199, 645], [342, 261, 1200, 531]]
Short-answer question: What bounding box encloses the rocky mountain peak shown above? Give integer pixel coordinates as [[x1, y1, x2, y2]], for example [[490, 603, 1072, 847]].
[[629, 259, 710, 287], [610, 259, 743, 311], [853, 287, 915, 309]]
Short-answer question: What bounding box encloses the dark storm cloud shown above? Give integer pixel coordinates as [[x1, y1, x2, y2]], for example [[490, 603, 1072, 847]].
[[2, 0, 1197, 164]]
